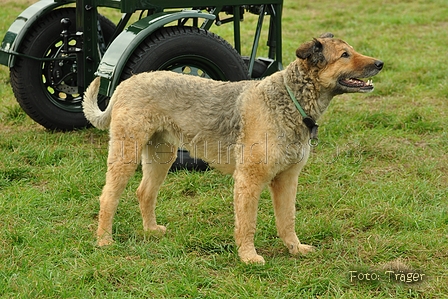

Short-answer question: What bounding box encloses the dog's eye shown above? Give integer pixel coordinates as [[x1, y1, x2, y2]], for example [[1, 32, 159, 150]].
[[341, 52, 350, 58]]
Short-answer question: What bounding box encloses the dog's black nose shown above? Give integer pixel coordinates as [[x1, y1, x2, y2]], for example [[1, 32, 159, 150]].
[[374, 60, 384, 70]]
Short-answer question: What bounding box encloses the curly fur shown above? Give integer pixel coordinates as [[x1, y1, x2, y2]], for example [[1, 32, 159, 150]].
[[83, 33, 383, 264]]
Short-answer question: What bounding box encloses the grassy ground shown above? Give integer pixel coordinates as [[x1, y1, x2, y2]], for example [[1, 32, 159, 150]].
[[1, 0, 447, 298]]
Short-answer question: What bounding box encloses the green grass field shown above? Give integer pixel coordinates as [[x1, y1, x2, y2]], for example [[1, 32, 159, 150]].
[[1, 0, 447, 298]]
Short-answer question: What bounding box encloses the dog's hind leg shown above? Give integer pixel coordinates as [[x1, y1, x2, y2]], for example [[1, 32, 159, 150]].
[[97, 127, 146, 246], [137, 138, 177, 235], [269, 165, 315, 256]]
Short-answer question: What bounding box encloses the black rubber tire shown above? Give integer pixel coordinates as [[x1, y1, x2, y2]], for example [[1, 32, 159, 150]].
[[121, 26, 250, 81], [10, 8, 116, 131], [122, 26, 250, 171]]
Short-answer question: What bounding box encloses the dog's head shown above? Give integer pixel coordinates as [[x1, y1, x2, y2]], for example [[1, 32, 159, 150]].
[[296, 33, 383, 95]]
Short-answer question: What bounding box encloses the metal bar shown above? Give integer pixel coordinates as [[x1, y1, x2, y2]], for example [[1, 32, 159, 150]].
[[108, 0, 282, 12], [266, 5, 275, 59], [248, 4, 265, 77], [200, 6, 222, 30], [75, 0, 85, 93], [275, 3, 282, 65], [267, 3, 282, 64], [0, 49, 76, 61], [76, 0, 99, 93], [233, 6, 241, 54]]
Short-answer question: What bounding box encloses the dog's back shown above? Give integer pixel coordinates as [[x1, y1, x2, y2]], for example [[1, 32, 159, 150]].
[[86, 34, 383, 264]]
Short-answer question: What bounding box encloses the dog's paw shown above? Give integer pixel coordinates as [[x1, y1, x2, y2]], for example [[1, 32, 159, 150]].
[[97, 237, 114, 247], [288, 243, 315, 255], [241, 254, 266, 265], [147, 225, 167, 236], [298, 244, 315, 255]]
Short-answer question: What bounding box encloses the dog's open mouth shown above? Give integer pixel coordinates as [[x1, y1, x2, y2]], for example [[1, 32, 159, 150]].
[[339, 78, 374, 91]]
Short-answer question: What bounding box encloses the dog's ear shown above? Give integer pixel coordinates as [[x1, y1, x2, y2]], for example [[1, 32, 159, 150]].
[[320, 32, 334, 39], [296, 38, 323, 60]]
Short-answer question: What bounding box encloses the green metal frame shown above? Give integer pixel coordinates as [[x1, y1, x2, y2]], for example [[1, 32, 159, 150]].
[[0, 0, 284, 96], [0, 0, 70, 66], [97, 10, 217, 96]]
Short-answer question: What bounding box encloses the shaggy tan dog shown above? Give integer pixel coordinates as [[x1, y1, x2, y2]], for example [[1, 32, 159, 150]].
[[83, 33, 383, 264]]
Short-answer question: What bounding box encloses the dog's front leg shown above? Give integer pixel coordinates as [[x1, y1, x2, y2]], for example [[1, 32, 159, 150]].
[[233, 170, 266, 264], [269, 165, 315, 256]]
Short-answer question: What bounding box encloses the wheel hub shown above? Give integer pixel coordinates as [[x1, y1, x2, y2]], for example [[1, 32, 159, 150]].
[[41, 38, 82, 111], [48, 59, 79, 95]]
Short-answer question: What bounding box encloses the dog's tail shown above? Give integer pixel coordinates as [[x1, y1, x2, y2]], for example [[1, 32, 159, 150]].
[[82, 77, 112, 130]]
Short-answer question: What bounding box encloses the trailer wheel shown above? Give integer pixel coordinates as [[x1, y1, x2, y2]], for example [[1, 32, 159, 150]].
[[121, 26, 249, 81], [122, 26, 250, 171], [10, 8, 116, 131]]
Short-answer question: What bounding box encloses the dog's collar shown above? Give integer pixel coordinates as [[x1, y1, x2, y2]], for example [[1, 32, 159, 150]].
[[284, 82, 319, 145]]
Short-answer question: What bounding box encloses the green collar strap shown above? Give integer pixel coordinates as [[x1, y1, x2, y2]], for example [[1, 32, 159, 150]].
[[284, 82, 319, 145]]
